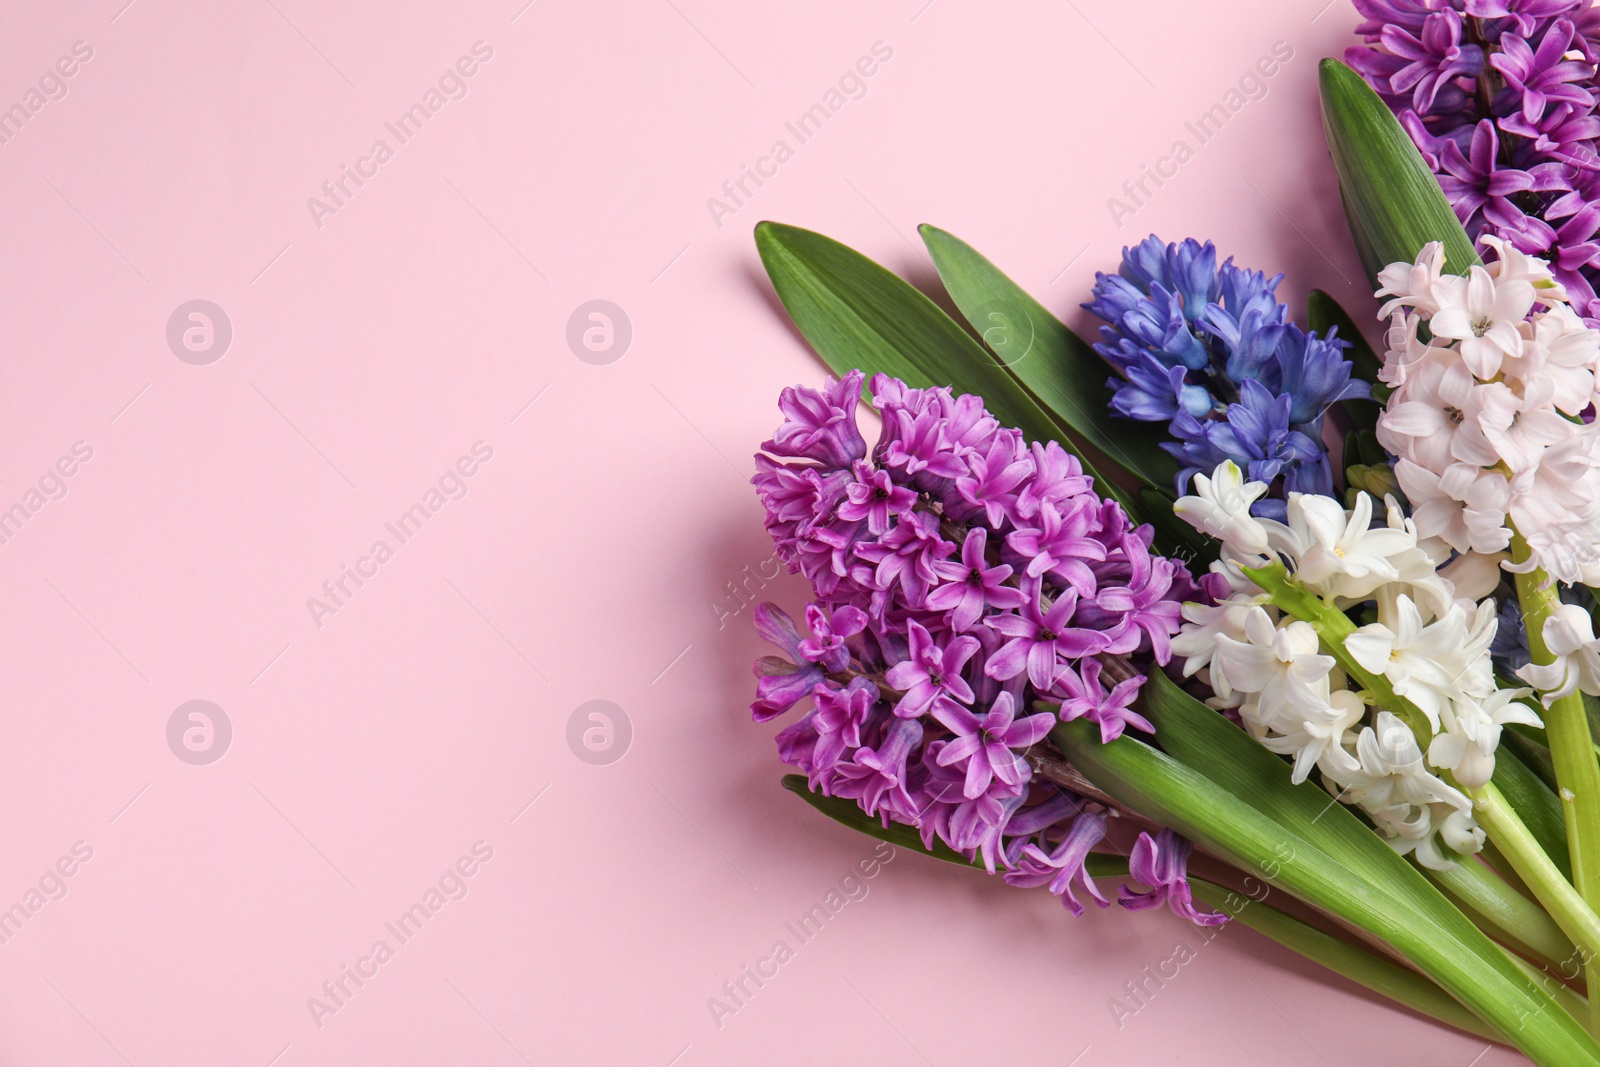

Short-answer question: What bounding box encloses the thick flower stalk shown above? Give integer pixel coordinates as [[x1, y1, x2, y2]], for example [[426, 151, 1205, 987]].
[[1083, 236, 1369, 517], [751, 370, 1224, 924], [1171, 460, 1540, 869], [1347, 0, 1600, 320]]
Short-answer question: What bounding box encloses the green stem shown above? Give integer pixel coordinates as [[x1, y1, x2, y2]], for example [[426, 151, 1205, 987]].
[[1429, 855, 1575, 969], [1474, 782, 1600, 966], [1515, 543, 1600, 1036], [1245, 562, 1434, 743]]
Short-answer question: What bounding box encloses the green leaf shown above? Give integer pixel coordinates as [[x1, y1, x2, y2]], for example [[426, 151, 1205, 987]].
[[1319, 58, 1479, 286], [1494, 739, 1572, 882], [754, 221, 1142, 519], [1056, 718, 1600, 1065], [1427, 848, 1574, 968], [1504, 723, 1559, 793], [1139, 670, 1453, 897], [916, 224, 1180, 494], [1205, 880, 1500, 1045], [1344, 428, 1389, 469], [1306, 288, 1389, 429], [1137, 485, 1216, 567], [780, 775, 972, 864]]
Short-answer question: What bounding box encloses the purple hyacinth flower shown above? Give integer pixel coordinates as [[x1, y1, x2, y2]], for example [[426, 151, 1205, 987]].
[[1437, 121, 1566, 240], [1054, 658, 1151, 743], [1014, 441, 1092, 522], [1352, 0, 1439, 40], [1081, 538, 1188, 664], [1376, 11, 1484, 113], [762, 369, 868, 468], [1274, 327, 1370, 426], [798, 603, 868, 673], [832, 716, 924, 817], [852, 510, 954, 610], [1120, 829, 1228, 927], [810, 677, 879, 770], [987, 580, 1112, 691], [1006, 498, 1107, 596], [926, 767, 1029, 873], [927, 527, 1028, 632], [1118, 235, 1221, 321], [1004, 811, 1111, 916], [954, 431, 1034, 527], [753, 371, 1200, 891], [750, 602, 827, 722], [774, 710, 821, 774], [884, 620, 980, 718], [876, 397, 968, 481], [1550, 201, 1600, 277], [1085, 236, 1359, 507], [1467, 0, 1589, 37], [1501, 98, 1600, 159], [1174, 378, 1326, 499], [836, 461, 917, 535], [1108, 351, 1212, 422], [931, 691, 1057, 799], [1201, 305, 1287, 384], [1491, 18, 1594, 124]]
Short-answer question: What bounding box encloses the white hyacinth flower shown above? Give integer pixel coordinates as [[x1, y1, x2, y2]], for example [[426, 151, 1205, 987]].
[[1172, 460, 1271, 559], [1376, 240, 1451, 318], [1343, 595, 1492, 731], [1515, 602, 1600, 706], [1282, 491, 1413, 601], [1209, 610, 1334, 712]]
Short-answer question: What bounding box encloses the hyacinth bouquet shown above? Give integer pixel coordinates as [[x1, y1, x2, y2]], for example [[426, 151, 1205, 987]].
[[742, 38, 1600, 1067]]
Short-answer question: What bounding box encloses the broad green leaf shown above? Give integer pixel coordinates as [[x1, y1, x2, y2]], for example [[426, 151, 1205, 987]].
[[754, 221, 1142, 519], [1344, 428, 1389, 470], [1320, 58, 1480, 286], [780, 775, 970, 863], [1140, 670, 1458, 897], [1428, 848, 1574, 968], [1137, 485, 1216, 567], [1504, 724, 1559, 793], [1056, 718, 1600, 1064], [917, 224, 1180, 495], [781, 774, 1500, 1042], [1307, 288, 1388, 430]]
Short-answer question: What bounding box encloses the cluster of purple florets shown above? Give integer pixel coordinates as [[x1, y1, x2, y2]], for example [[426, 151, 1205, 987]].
[[1084, 236, 1367, 516], [749, 369, 1222, 923], [1348, 0, 1600, 318]]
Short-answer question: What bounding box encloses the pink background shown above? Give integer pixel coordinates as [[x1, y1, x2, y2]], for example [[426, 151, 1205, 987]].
[[0, 0, 1521, 1064]]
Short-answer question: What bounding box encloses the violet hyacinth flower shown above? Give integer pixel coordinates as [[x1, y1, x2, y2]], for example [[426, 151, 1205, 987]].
[[1005, 810, 1111, 917], [1120, 829, 1229, 927], [987, 582, 1110, 691], [1084, 237, 1367, 515], [931, 692, 1056, 799], [884, 621, 980, 718], [1349, 2, 1600, 319], [750, 369, 1223, 926], [926, 528, 1026, 633]]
